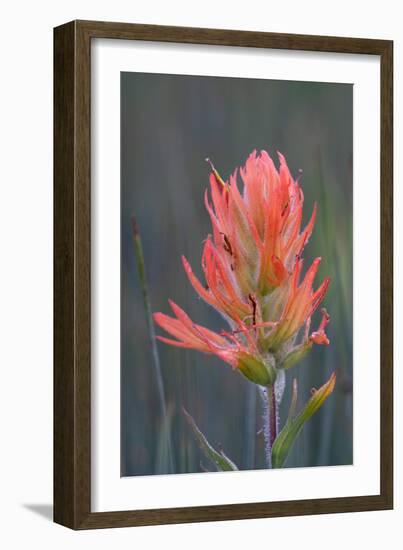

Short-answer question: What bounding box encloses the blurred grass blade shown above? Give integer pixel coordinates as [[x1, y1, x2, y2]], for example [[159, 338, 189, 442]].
[[155, 405, 175, 474], [272, 372, 336, 468], [183, 408, 238, 471], [131, 216, 175, 473]]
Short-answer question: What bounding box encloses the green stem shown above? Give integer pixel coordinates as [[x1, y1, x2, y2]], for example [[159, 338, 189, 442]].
[[131, 216, 175, 473], [261, 380, 281, 468], [269, 384, 278, 448]]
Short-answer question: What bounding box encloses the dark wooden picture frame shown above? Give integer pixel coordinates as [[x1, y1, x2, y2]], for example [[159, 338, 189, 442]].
[[54, 20, 393, 530]]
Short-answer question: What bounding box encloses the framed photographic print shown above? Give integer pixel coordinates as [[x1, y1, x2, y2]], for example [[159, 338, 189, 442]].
[[54, 20, 393, 529]]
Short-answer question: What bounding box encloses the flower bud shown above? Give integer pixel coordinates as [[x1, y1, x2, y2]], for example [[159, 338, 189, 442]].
[[237, 352, 277, 386]]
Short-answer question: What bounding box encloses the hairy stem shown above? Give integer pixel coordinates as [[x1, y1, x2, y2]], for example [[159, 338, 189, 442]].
[[261, 370, 285, 468], [261, 385, 275, 468], [269, 384, 277, 448]]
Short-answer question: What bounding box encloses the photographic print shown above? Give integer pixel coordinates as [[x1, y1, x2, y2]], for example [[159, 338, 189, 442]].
[[121, 72, 353, 477], [54, 21, 392, 528]]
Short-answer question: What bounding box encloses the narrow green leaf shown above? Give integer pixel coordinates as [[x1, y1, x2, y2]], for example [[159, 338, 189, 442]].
[[281, 342, 312, 370], [287, 378, 298, 424], [183, 408, 238, 471], [272, 372, 336, 468]]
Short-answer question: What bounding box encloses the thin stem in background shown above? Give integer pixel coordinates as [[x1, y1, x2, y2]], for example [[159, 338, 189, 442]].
[[131, 216, 175, 473], [316, 148, 348, 465]]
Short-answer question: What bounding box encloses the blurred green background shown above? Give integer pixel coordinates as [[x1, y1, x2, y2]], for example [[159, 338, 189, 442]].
[[121, 72, 353, 476]]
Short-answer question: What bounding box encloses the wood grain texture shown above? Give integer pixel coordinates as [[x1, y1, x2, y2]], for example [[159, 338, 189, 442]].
[[54, 21, 76, 528], [54, 20, 393, 530], [54, 20, 91, 529], [380, 40, 393, 505]]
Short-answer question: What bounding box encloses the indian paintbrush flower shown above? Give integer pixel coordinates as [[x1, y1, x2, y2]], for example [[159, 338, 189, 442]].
[[154, 150, 332, 388]]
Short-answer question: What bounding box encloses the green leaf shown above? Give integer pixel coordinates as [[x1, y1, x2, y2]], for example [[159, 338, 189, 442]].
[[183, 408, 238, 471], [272, 372, 336, 468], [287, 378, 299, 423], [281, 341, 312, 370]]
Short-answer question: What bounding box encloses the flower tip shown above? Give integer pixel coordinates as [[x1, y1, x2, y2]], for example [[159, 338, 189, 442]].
[[181, 255, 196, 278], [206, 157, 227, 189], [310, 332, 330, 345], [205, 157, 214, 171], [310, 307, 331, 345], [153, 312, 163, 324], [321, 307, 330, 321], [277, 150, 285, 161]]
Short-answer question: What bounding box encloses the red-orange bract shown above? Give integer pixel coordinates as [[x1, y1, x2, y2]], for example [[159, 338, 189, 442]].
[[153, 150, 332, 386]]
